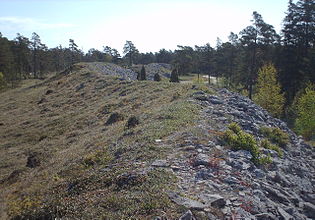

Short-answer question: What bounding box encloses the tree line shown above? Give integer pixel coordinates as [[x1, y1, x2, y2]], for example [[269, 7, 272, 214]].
[[0, 0, 314, 132]]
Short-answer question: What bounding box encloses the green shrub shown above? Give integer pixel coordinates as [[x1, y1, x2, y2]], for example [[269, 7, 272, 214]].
[[260, 139, 283, 157], [170, 69, 179, 83], [259, 126, 289, 147], [258, 154, 272, 165], [295, 83, 315, 140], [223, 123, 279, 165], [223, 123, 261, 164], [138, 65, 146, 81], [228, 122, 242, 134]]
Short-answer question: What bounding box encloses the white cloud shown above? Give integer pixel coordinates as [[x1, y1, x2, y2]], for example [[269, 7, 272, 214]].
[[0, 16, 74, 31]]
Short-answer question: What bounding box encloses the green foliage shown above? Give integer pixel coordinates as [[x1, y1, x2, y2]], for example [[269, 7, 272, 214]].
[[223, 123, 261, 163], [123, 40, 138, 66], [223, 123, 280, 165], [258, 154, 272, 164], [259, 126, 289, 148], [253, 63, 285, 118], [170, 69, 179, 83], [295, 83, 315, 140], [0, 72, 6, 90], [260, 139, 283, 157], [153, 73, 161, 81], [138, 65, 146, 80]]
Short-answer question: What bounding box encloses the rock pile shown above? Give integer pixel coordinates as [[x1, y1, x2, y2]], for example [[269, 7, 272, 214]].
[[154, 88, 315, 219], [145, 63, 172, 80], [87, 62, 138, 80], [86, 62, 172, 81]]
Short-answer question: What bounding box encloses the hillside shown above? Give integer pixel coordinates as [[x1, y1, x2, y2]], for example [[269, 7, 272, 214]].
[[0, 63, 314, 220]]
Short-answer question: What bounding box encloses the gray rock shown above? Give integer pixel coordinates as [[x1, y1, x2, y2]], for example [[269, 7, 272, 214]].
[[277, 207, 294, 220], [213, 110, 225, 117], [255, 213, 277, 220], [228, 150, 252, 160], [152, 160, 169, 167], [253, 169, 266, 179], [209, 97, 224, 105], [192, 91, 205, 96], [178, 210, 196, 220], [219, 88, 232, 95], [194, 95, 208, 102], [303, 202, 315, 218], [168, 192, 206, 210], [253, 190, 267, 202], [211, 198, 226, 209], [194, 153, 210, 166], [195, 169, 214, 180], [273, 172, 291, 187], [261, 148, 279, 158], [224, 176, 239, 185], [284, 207, 296, 215], [301, 193, 315, 205], [199, 194, 226, 208], [262, 185, 291, 205], [229, 160, 251, 170], [291, 150, 301, 157], [208, 141, 216, 148]]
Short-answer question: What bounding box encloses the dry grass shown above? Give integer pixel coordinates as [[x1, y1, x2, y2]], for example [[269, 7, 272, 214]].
[[0, 63, 214, 219]]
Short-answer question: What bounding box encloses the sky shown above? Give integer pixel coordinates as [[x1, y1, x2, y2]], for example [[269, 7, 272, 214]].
[[0, 0, 289, 53]]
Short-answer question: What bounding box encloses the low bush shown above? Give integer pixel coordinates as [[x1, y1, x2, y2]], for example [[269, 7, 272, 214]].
[[223, 123, 276, 165], [259, 126, 289, 147], [260, 139, 283, 157], [223, 123, 261, 164]]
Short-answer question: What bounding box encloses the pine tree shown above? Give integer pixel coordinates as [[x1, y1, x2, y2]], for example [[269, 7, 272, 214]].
[[280, 0, 315, 102], [139, 65, 146, 80], [69, 39, 79, 65], [170, 69, 179, 83], [154, 73, 161, 81], [0, 34, 15, 83], [13, 33, 31, 79], [239, 11, 279, 99], [253, 63, 285, 118], [295, 83, 315, 140], [123, 41, 138, 66], [31, 32, 42, 78]]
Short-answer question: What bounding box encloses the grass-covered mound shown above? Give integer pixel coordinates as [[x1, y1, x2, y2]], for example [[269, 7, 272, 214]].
[[0, 63, 208, 219]]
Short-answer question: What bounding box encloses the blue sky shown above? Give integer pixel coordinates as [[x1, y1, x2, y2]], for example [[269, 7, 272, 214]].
[[0, 0, 289, 53]]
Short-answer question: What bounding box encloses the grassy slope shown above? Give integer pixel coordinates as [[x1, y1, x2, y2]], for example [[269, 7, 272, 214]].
[[0, 63, 212, 219]]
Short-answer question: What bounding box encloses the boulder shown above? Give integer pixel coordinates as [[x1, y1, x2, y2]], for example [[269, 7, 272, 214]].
[[178, 210, 196, 220]]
